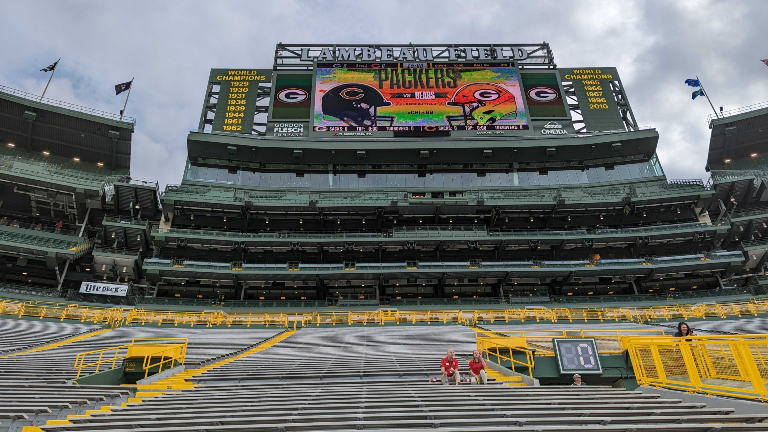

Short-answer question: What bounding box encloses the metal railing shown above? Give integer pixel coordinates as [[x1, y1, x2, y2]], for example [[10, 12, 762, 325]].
[[154, 221, 716, 241], [476, 327, 666, 357], [3, 297, 768, 327], [625, 334, 768, 401], [142, 251, 743, 274], [708, 101, 768, 124], [0, 84, 136, 124], [474, 328, 535, 378], [73, 337, 187, 379]]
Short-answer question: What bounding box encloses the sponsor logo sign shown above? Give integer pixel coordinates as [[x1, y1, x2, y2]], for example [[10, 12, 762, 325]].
[[541, 121, 568, 135], [273, 123, 305, 137], [79, 282, 129, 297]]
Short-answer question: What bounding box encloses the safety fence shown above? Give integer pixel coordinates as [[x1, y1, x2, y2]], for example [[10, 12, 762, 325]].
[[625, 334, 768, 402], [1, 297, 767, 328]]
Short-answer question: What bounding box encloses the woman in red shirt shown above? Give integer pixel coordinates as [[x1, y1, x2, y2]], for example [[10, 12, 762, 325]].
[[468, 350, 487, 385]]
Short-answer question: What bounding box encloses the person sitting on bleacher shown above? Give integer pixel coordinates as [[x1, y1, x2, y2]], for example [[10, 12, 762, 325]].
[[571, 374, 585, 386], [468, 350, 487, 385], [441, 348, 461, 385]]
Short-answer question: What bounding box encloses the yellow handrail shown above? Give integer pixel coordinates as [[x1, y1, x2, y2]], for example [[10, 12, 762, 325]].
[[473, 328, 535, 377], [73, 338, 188, 379], [2, 296, 768, 328], [474, 328, 667, 356], [624, 334, 768, 402]]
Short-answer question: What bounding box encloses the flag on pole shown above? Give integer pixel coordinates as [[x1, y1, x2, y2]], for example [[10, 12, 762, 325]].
[[40, 60, 59, 72], [692, 88, 705, 100], [761, 59, 768, 67], [685, 78, 701, 87], [115, 81, 132, 95]]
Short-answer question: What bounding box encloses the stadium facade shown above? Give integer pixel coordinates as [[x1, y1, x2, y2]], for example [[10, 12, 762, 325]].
[[0, 43, 766, 307]]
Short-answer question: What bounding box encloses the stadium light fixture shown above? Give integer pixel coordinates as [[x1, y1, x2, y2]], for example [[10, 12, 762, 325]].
[[97, 162, 104, 167], [22, 272, 27, 275], [337, 219, 340, 224], [362, 218, 365, 224], [567, 215, 571, 221], [190, 214, 194, 220], [724, 158, 732, 163], [449, 219, 453, 223], [223, 215, 227, 222], [677, 208, 681, 214], [299, 218, 303, 224], [599, 214, 604, 220], [73, 157, 80, 162], [42, 151, 50, 156], [751, 153, 759, 158], [6, 143, 14, 148]]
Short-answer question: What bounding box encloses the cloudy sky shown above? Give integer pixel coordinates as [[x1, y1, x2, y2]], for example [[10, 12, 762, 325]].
[[0, 0, 766, 188]]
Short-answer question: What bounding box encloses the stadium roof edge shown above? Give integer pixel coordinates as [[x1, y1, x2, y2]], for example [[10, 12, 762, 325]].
[[0, 85, 136, 129]]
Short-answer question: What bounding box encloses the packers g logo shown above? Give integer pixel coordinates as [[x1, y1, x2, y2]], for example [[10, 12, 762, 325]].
[[473, 89, 501, 101], [277, 88, 308, 104], [340, 87, 365, 100], [527, 87, 559, 102]]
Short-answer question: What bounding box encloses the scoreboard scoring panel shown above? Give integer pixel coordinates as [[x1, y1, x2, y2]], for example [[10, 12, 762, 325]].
[[553, 338, 603, 375]]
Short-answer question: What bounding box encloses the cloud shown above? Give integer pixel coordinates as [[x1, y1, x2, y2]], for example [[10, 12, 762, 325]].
[[1, 0, 766, 187]]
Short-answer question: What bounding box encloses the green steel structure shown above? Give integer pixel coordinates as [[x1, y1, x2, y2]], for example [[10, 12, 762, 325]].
[[0, 43, 766, 307]]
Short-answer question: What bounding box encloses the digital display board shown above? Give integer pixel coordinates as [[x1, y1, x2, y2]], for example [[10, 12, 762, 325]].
[[553, 338, 603, 374], [560, 68, 626, 132], [312, 63, 528, 134]]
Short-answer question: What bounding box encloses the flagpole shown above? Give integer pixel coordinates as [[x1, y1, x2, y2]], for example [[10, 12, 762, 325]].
[[39, 57, 60, 102], [119, 78, 134, 121], [696, 75, 720, 118]]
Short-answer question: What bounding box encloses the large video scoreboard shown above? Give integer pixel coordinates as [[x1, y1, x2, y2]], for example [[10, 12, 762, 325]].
[[202, 44, 637, 139]]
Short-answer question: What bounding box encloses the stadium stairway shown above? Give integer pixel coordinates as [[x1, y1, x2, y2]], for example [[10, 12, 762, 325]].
[[0, 322, 282, 431], [22, 327, 768, 432], [0, 321, 107, 357]]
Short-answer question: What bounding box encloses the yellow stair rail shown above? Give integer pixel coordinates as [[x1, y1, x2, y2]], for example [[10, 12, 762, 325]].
[[624, 334, 768, 402], [473, 327, 536, 378], [152, 329, 296, 390], [73, 338, 188, 379], [1, 327, 112, 358]]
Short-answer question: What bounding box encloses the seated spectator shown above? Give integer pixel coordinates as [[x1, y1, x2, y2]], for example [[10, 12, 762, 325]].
[[468, 349, 487, 385], [674, 321, 696, 337], [571, 373, 585, 386], [55, 220, 63, 234], [9, 219, 18, 227], [441, 348, 460, 385], [34, 223, 43, 231], [0, 217, 7, 225]]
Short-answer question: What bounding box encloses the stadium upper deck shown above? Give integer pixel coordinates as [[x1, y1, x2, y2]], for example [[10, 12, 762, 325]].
[[0, 43, 767, 307]]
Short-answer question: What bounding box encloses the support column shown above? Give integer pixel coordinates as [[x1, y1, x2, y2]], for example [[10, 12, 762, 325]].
[[57, 207, 90, 292]]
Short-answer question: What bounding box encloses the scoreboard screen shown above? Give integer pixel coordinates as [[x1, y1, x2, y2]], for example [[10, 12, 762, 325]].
[[553, 338, 603, 374], [199, 48, 636, 139], [312, 63, 529, 134]]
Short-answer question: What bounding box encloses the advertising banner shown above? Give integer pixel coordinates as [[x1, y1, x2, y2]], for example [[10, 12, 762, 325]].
[[79, 281, 129, 297], [313, 63, 528, 134]]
